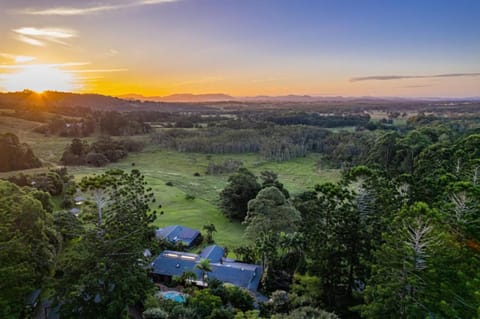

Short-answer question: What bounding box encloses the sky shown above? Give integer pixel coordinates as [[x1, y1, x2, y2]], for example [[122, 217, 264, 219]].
[[0, 0, 479, 97]]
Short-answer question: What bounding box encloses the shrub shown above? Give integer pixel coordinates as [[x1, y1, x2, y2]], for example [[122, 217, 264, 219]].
[[143, 308, 169, 319], [85, 152, 109, 167]]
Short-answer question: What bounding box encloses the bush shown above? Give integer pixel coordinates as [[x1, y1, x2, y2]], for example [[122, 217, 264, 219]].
[[271, 306, 339, 319], [170, 305, 198, 319], [85, 152, 109, 167], [185, 194, 195, 200], [188, 289, 222, 318], [166, 181, 174, 186], [143, 308, 169, 319], [226, 286, 254, 312], [121, 138, 145, 152], [208, 308, 234, 319]]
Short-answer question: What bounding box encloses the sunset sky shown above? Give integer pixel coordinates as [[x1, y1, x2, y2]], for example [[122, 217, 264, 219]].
[[0, 0, 479, 97]]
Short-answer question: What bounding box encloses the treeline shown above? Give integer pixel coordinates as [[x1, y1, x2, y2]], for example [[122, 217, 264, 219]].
[[32, 111, 151, 137], [152, 127, 262, 153], [34, 116, 96, 137], [61, 136, 144, 167], [99, 111, 151, 135], [152, 125, 381, 164], [0, 133, 42, 172], [152, 126, 331, 162], [265, 112, 370, 128]]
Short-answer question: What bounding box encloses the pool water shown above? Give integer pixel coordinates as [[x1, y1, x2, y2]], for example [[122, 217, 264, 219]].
[[160, 291, 187, 303]]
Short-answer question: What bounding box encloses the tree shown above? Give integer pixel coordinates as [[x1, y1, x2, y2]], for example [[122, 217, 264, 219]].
[[260, 170, 289, 198], [71, 138, 87, 156], [243, 187, 301, 290], [54, 169, 157, 318], [360, 202, 479, 319], [244, 187, 301, 239], [0, 133, 42, 172], [294, 182, 362, 313], [219, 168, 261, 221], [367, 131, 400, 174], [0, 180, 59, 319], [203, 223, 217, 244], [195, 258, 213, 283], [188, 289, 222, 318]]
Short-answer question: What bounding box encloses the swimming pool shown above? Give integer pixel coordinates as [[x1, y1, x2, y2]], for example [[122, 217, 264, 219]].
[[160, 291, 187, 303]]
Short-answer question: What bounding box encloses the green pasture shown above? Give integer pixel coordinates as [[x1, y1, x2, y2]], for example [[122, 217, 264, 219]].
[[69, 149, 340, 248], [0, 115, 340, 248]]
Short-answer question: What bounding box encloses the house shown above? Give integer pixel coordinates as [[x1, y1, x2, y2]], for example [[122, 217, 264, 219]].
[[155, 225, 201, 247], [151, 245, 263, 292]]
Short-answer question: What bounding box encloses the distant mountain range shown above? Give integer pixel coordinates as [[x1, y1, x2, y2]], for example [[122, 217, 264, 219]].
[[119, 93, 235, 103], [0, 90, 478, 113], [119, 93, 480, 103], [0, 90, 215, 112], [119, 93, 339, 103]]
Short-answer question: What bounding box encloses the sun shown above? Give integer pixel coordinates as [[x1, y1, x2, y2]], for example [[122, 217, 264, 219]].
[[0, 64, 78, 93]]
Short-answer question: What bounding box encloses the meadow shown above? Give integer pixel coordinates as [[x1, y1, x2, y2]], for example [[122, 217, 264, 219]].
[[69, 148, 340, 249], [0, 115, 340, 249]]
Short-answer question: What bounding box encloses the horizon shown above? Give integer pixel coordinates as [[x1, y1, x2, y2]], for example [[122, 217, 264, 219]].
[[0, 0, 479, 98], [2, 89, 480, 101]]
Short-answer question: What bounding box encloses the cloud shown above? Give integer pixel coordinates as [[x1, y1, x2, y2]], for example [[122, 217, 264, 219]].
[[0, 63, 127, 76], [14, 27, 76, 39], [399, 84, 432, 89], [71, 68, 128, 73], [16, 35, 45, 46], [13, 27, 77, 46], [0, 62, 90, 70], [350, 72, 480, 82], [0, 53, 36, 63], [21, 0, 179, 16]]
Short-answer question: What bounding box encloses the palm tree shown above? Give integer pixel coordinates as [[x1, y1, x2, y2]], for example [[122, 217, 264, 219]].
[[202, 223, 217, 244], [181, 270, 197, 293], [195, 258, 212, 285]]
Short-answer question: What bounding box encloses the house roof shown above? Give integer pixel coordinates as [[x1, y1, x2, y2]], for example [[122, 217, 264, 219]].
[[151, 245, 263, 291], [209, 260, 262, 291], [199, 244, 224, 262], [152, 250, 199, 277], [155, 225, 201, 247], [25, 289, 41, 306]]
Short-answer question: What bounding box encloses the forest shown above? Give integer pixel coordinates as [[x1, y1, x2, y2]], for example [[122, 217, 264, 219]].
[[0, 101, 479, 319]]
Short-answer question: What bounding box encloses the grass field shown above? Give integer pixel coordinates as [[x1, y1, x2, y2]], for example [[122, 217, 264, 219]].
[[0, 115, 83, 165], [0, 115, 340, 248], [68, 148, 340, 249]]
